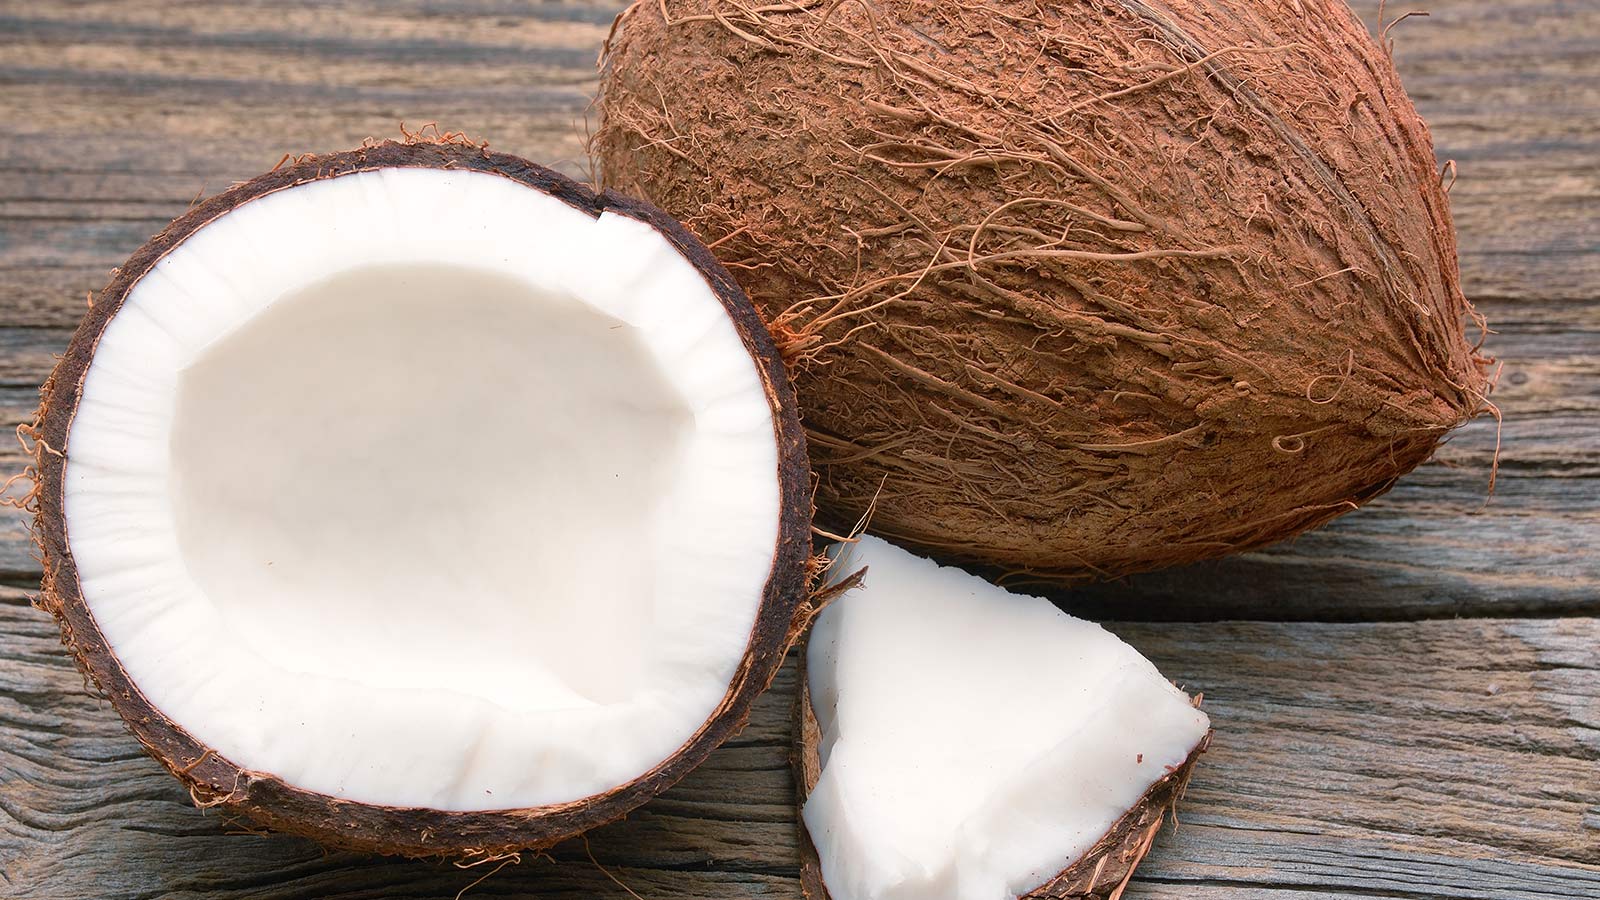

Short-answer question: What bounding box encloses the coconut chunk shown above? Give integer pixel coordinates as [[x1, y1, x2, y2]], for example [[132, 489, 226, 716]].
[[799, 536, 1209, 900]]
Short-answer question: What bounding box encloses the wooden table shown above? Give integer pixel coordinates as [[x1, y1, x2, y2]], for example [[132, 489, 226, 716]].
[[1, 1, 1595, 897]]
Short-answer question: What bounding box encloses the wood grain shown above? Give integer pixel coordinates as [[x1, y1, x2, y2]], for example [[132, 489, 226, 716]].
[[4, 585, 1597, 898], [0, 0, 1596, 898]]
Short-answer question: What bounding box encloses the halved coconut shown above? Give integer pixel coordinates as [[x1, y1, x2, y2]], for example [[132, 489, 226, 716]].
[[30, 139, 812, 856], [796, 536, 1210, 900]]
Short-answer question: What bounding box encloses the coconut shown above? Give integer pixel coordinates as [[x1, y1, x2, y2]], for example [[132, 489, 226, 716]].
[[27, 138, 814, 857], [595, 0, 1492, 580], [795, 536, 1210, 900]]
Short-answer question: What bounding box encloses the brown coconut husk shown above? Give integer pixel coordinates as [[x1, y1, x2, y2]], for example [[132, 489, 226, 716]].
[[595, 0, 1493, 582], [792, 639, 1210, 900], [29, 138, 815, 858]]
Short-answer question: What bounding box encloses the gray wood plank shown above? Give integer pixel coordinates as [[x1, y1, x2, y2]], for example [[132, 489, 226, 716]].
[[3, 588, 1597, 898]]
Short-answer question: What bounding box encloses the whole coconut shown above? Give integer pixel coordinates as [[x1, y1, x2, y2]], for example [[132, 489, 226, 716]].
[[595, 0, 1490, 580]]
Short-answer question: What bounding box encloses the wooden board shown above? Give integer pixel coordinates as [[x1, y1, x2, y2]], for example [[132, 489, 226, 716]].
[[0, 0, 1596, 897], [5, 585, 1597, 898]]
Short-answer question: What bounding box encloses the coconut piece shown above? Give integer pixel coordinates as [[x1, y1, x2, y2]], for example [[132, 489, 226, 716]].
[[596, 0, 1492, 582], [795, 536, 1210, 900], [29, 139, 812, 857]]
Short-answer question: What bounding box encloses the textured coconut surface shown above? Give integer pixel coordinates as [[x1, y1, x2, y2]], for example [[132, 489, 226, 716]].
[[0, 0, 1596, 898], [594, 0, 1494, 583]]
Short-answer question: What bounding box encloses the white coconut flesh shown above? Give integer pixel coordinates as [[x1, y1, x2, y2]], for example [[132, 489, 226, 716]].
[[62, 167, 783, 810], [806, 536, 1210, 900]]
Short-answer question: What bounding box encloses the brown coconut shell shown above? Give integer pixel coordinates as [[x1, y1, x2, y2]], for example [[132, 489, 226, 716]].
[[595, 0, 1492, 581], [28, 138, 815, 858], [792, 640, 1209, 900]]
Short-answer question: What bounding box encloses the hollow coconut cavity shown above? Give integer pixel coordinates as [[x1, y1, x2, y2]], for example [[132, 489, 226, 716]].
[[30, 140, 812, 856], [797, 536, 1210, 900]]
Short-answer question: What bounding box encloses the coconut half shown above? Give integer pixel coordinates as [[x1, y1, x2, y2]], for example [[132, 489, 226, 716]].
[[796, 536, 1210, 900], [30, 139, 812, 856]]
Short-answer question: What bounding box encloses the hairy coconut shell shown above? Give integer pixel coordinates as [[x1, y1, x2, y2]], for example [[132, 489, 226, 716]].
[[792, 641, 1209, 900], [595, 0, 1491, 580], [28, 139, 815, 857]]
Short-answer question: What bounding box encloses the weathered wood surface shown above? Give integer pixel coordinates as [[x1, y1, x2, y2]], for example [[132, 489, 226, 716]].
[[5, 583, 1598, 899], [0, 0, 1596, 897]]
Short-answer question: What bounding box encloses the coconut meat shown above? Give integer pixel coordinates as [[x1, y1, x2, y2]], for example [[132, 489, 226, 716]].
[[805, 536, 1210, 900], [62, 167, 782, 811]]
